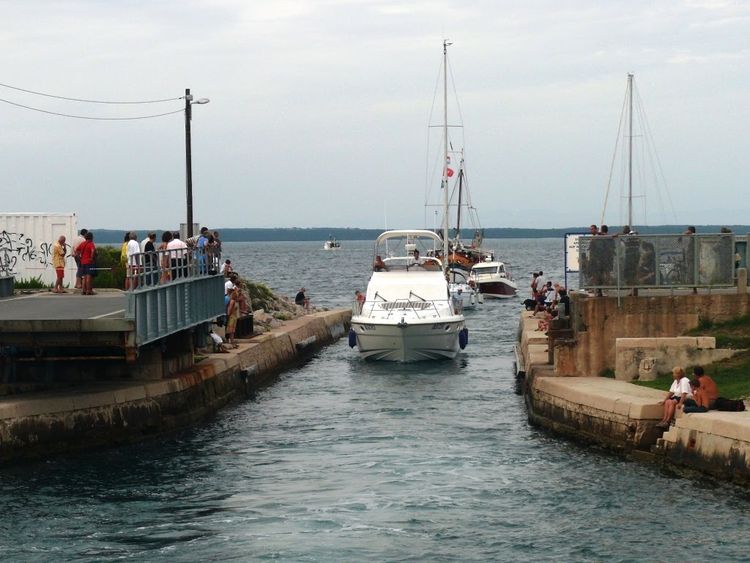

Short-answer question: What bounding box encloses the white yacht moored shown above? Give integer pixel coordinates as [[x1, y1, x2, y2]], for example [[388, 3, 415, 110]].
[[349, 230, 468, 362]]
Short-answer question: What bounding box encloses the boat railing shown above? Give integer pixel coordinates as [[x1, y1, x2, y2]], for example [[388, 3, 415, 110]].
[[354, 298, 457, 319]]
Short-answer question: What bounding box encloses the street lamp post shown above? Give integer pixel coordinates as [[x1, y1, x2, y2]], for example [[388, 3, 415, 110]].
[[184, 88, 209, 239]]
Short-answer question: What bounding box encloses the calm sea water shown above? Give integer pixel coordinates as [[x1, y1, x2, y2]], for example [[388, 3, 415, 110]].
[[2, 239, 750, 562]]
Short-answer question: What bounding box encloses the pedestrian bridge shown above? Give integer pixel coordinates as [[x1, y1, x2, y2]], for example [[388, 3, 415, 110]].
[[0, 250, 225, 365]]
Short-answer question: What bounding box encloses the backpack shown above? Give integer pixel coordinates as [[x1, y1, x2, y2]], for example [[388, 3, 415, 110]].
[[714, 397, 746, 412]]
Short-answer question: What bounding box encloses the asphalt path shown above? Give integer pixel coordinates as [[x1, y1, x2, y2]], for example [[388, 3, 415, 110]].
[[0, 292, 126, 321]]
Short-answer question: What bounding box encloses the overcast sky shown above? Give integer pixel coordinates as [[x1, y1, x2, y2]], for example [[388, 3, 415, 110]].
[[1, 1, 748, 231]]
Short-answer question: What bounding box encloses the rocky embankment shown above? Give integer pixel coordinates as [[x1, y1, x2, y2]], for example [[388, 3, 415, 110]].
[[242, 278, 328, 334]]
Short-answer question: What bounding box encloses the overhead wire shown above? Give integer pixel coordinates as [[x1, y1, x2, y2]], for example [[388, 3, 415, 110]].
[[0, 81, 181, 104], [0, 97, 184, 120]]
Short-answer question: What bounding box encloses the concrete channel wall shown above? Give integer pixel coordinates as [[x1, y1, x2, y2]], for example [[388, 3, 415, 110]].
[[571, 291, 750, 379], [516, 307, 750, 485], [0, 309, 351, 464]]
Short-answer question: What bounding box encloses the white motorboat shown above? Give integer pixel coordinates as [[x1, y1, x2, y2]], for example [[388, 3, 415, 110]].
[[323, 235, 341, 250], [349, 43, 469, 361], [349, 230, 468, 361], [448, 268, 482, 310], [469, 260, 518, 298]]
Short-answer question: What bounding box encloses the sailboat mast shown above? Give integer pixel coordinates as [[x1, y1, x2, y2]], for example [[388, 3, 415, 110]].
[[627, 72, 633, 228], [442, 39, 451, 274], [456, 164, 463, 238]]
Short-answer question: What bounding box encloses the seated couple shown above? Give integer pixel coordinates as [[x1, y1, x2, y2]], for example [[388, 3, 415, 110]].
[[656, 366, 718, 429]]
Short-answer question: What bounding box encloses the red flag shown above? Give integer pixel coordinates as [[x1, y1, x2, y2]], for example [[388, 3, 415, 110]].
[[446, 167, 454, 177]]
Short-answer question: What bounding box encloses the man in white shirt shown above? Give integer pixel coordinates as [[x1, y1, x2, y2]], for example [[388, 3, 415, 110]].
[[536, 271, 546, 290], [140, 233, 151, 253], [544, 282, 559, 308], [220, 259, 232, 276], [125, 232, 142, 289], [167, 232, 189, 278], [225, 273, 238, 294]]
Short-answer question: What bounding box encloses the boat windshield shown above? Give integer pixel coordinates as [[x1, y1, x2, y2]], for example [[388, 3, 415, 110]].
[[472, 266, 498, 275], [382, 257, 442, 271]]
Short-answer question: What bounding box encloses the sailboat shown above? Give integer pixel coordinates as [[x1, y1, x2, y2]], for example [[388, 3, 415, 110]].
[[423, 43, 515, 302], [445, 151, 484, 308], [600, 72, 674, 231], [581, 73, 677, 291], [348, 41, 468, 362]]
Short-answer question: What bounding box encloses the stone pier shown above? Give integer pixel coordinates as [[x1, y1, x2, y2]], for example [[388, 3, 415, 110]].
[[0, 309, 351, 465], [516, 295, 750, 485]]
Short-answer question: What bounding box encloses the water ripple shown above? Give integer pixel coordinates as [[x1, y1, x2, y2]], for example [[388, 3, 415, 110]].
[[2, 240, 750, 561]]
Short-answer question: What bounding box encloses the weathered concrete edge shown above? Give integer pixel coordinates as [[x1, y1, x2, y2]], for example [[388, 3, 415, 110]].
[[524, 372, 665, 451], [0, 309, 351, 464], [517, 309, 750, 485]]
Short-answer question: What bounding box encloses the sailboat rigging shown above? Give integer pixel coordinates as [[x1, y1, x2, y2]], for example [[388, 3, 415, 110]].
[[425, 40, 517, 300], [347, 40, 469, 361], [600, 73, 676, 229]]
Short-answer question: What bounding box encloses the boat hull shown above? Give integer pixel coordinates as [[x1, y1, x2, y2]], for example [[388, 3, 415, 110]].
[[477, 280, 518, 298], [351, 318, 463, 362]]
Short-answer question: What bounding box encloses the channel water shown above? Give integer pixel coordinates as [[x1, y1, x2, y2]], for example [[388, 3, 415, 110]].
[[2, 239, 750, 561]]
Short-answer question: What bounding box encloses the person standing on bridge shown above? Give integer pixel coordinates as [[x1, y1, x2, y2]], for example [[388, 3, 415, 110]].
[[79, 232, 96, 296], [71, 228, 88, 290], [125, 232, 141, 290], [52, 235, 67, 293]]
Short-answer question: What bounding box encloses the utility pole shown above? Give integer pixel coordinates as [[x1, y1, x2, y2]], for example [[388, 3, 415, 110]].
[[184, 88, 194, 238]]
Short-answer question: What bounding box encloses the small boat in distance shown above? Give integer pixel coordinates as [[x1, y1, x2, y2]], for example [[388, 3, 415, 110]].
[[469, 260, 518, 299], [349, 230, 468, 361], [323, 235, 341, 250]]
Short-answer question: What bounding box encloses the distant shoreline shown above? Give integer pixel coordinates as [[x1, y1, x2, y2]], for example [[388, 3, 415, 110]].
[[86, 225, 749, 244]]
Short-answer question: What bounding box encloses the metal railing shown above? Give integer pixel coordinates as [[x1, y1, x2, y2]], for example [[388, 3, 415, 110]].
[[578, 233, 736, 290], [124, 246, 220, 289], [124, 247, 226, 346]]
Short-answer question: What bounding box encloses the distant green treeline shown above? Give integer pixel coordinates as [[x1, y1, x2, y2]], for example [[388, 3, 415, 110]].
[[88, 225, 750, 244]]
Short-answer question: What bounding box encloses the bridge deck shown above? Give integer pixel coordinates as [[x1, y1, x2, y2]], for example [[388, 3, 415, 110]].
[[0, 292, 127, 322]]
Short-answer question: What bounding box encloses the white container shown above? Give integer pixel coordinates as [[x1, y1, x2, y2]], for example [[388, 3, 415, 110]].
[[0, 212, 79, 286]]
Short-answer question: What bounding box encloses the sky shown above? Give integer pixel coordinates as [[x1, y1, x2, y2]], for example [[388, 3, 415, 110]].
[[1, 0, 748, 230]]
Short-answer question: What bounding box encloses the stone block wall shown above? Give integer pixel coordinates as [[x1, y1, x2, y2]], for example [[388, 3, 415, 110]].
[[569, 291, 750, 377], [615, 336, 735, 381]]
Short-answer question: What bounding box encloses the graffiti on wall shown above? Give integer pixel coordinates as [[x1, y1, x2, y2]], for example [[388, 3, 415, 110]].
[[0, 231, 52, 277]]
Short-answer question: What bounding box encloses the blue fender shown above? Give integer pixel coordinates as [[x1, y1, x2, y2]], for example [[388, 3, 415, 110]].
[[459, 328, 469, 349], [348, 329, 357, 348]]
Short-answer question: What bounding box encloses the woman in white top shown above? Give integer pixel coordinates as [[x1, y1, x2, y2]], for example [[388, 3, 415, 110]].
[[656, 366, 693, 428]]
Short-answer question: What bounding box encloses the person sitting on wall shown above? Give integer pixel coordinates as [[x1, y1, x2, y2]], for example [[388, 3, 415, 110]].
[[683, 380, 709, 413], [209, 330, 230, 353], [220, 259, 233, 277], [535, 309, 558, 333], [295, 287, 310, 309], [656, 366, 693, 428], [683, 365, 719, 412]]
